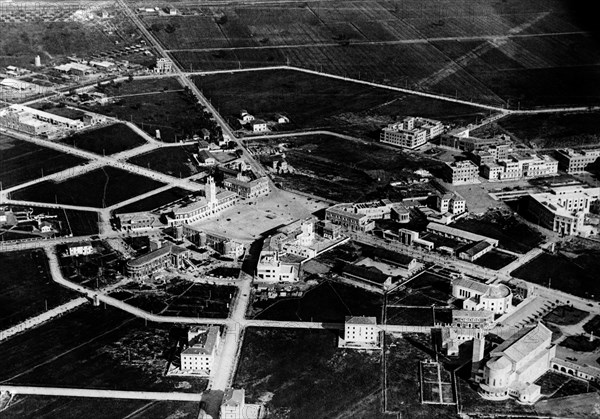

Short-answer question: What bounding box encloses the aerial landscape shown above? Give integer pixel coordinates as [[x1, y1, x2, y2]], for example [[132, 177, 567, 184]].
[[2, 0, 600, 418]]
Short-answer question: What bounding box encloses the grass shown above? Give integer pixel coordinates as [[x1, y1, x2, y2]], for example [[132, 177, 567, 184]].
[[59, 241, 124, 289], [12, 166, 165, 208], [99, 77, 183, 97], [559, 335, 600, 352], [114, 187, 191, 214], [472, 249, 517, 270], [0, 133, 87, 189], [252, 280, 382, 322], [583, 315, 600, 335], [127, 145, 203, 178], [0, 305, 207, 392], [388, 272, 454, 307], [233, 327, 382, 419], [543, 305, 589, 326], [60, 124, 146, 156], [0, 249, 76, 329]]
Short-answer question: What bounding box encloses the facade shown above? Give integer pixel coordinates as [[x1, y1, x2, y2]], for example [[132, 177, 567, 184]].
[[340, 316, 380, 349], [398, 228, 435, 250], [251, 119, 268, 133], [482, 153, 558, 181], [183, 225, 245, 259], [458, 240, 493, 262], [527, 185, 600, 236], [317, 220, 343, 240], [255, 246, 297, 282], [426, 222, 499, 246], [126, 243, 190, 279], [436, 193, 466, 215], [325, 200, 394, 232], [452, 277, 512, 314], [555, 148, 600, 173], [441, 132, 512, 153], [477, 323, 555, 404], [451, 309, 495, 329], [54, 63, 94, 76], [223, 176, 270, 199], [180, 326, 220, 375], [220, 388, 262, 419], [155, 58, 173, 73], [380, 116, 444, 149], [0, 104, 85, 136], [117, 212, 160, 231], [66, 242, 94, 257], [444, 161, 479, 185]]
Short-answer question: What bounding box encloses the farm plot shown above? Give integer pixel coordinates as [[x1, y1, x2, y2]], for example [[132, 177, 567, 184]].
[[144, 15, 230, 49], [127, 145, 203, 178], [388, 271, 454, 308], [60, 123, 146, 156], [98, 77, 183, 97], [114, 187, 191, 214], [12, 166, 165, 208], [0, 133, 87, 189], [420, 361, 455, 405]]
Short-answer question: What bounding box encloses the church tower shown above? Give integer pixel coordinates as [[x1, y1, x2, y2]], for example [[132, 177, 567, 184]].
[[205, 176, 217, 203]]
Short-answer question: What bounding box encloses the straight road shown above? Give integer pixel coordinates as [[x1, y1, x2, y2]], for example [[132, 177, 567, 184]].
[[0, 385, 203, 401]]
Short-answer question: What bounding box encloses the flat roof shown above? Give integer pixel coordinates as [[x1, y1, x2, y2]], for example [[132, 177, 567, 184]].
[[346, 316, 377, 325]]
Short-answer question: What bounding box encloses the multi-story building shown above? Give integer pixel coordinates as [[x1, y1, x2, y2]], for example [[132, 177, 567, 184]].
[[436, 193, 466, 215], [0, 104, 85, 136], [223, 176, 270, 199], [555, 148, 600, 174], [251, 119, 268, 133], [325, 200, 394, 232], [183, 225, 245, 259], [180, 326, 220, 375], [255, 246, 298, 282], [66, 242, 94, 257], [126, 243, 190, 279], [481, 153, 558, 181], [154, 58, 173, 73], [527, 185, 600, 236], [441, 131, 512, 153], [340, 316, 380, 349], [451, 277, 512, 314], [444, 161, 479, 185], [117, 212, 160, 232], [380, 116, 444, 149]]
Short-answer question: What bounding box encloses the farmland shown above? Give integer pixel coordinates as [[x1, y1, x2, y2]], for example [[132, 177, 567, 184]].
[[128, 145, 203, 178], [114, 187, 191, 214], [0, 133, 87, 189], [0, 249, 76, 329], [98, 77, 183, 97], [60, 123, 146, 156], [12, 167, 165, 208], [32, 207, 100, 236], [388, 271, 455, 308]]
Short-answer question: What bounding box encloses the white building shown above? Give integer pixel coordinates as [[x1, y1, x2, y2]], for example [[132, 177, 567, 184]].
[[444, 160, 479, 185], [380, 116, 444, 149], [436, 193, 466, 215], [452, 277, 512, 314], [481, 153, 558, 181], [65, 242, 94, 257], [251, 119, 268, 133], [220, 388, 262, 419], [339, 316, 380, 349], [325, 200, 394, 232], [180, 326, 220, 376], [154, 58, 173, 73]]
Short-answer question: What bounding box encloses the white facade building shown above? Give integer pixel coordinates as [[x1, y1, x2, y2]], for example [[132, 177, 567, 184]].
[[66, 242, 94, 257], [340, 316, 380, 349], [452, 277, 512, 314], [380, 116, 444, 149], [180, 326, 220, 376]]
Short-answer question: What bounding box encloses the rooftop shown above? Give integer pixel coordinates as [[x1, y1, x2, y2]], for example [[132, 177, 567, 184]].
[[346, 316, 377, 325], [182, 325, 220, 355]]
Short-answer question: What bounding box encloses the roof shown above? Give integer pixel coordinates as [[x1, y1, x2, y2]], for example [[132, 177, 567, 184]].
[[341, 263, 390, 284], [426, 222, 498, 245], [459, 240, 492, 257], [345, 316, 377, 325], [370, 247, 414, 267], [222, 388, 244, 407], [182, 325, 220, 355], [0, 78, 33, 90], [66, 241, 92, 249], [452, 277, 490, 295], [127, 244, 187, 267], [197, 150, 215, 162], [452, 309, 494, 320], [492, 323, 552, 365]]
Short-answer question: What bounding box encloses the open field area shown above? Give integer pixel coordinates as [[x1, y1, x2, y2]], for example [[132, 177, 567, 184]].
[[559, 335, 600, 352], [2, 397, 200, 419], [128, 145, 202, 178], [543, 305, 589, 326], [60, 124, 146, 156], [472, 249, 517, 270], [0, 133, 87, 189], [234, 327, 382, 419], [114, 187, 191, 214], [33, 207, 100, 237], [252, 280, 382, 322], [388, 271, 455, 308], [0, 249, 76, 329], [194, 69, 487, 138], [12, 166, 165, 208], [99, 77, 183, 97], [0, 305, 207, 392]]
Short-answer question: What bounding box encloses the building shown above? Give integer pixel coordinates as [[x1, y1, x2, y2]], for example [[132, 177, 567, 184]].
[[196, 150, 216, 166], [340, 263, 396, 290], [436, 193, 466, 215], [325, 200, 394, 232], [426, 222, 499, 246], [477, 323, 555, 404], [0, 104, 85, 136], [527, 185, 600, 236], [154, 58, 173, 73], [255, 242, 298, 282], [380, 116, 444, 149], [89, 60, 116, 71], [168, 177, 238, 226], [117, 212, 160, 231], [220, 388, 262, 419], [444, 161, 479, 185], [340, 316, 380, 349], [180, 326, 220, 375], [251, 119, 268, 133], [481, 153, 558, 181], [451, 309, 495, 329], [240, 111, 254, 123], [458, 240, 493, 262], [451, 277, 512, 314], [66, 242, 94, 257], [54, 62, 94, 76], [441, 131, 512, 153], [316, 220, 343, 239], [183, 225, 245, 259], [126, 243, 190, 279], [223, 176, 270, 199], [555, 148, 600, 173]]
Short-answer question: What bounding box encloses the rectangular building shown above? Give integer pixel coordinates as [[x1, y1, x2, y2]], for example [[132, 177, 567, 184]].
[[380, 116, 444, 149], [223, 176, 270, 199], [180, 326, 220, 375], [126, 244, 190, 279], [555, 148, 600, 174], [444, 161, 479, 185]]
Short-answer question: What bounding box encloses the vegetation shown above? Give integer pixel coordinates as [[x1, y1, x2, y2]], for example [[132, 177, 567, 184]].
[[60, 124, 146, 156], [543, 305, 589, 326], [128, 145, 202, 178], [114, 187, 191, 214]]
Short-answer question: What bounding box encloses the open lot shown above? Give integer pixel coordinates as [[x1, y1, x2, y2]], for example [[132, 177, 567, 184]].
[[472, 249, 517, 270], [114, 187, 191, 214], [559, 335, 600, 352], [0, 133, 87, 189], [0, 305, 207, 392], [388, 271, 455, 308], [12, 166, 165, 208], [233, 327, 382, 419], [99, 77, 183, 97], [0, 249, 76, 329], [128, 145, 203, 178], [58, 241, 124, 289], [543, 305, 589, 326], [60, 123, 146, 156]]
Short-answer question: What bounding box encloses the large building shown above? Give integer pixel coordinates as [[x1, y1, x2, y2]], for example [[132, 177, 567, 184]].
[[168, 177, 238, 226], [180, 326, 220, 376], [476, 323, 555, 404], [527, 185, 600, 236], [436, 193, 466, 215], [117, 212, 160, 232], [555, 148, 600, 174], [155, 58, 173, 73], [325, 200, 394, 232], [339, 316, 380, 349], [444, 161, 479, 185], [126, 243, 190, 279], [426, 222, 499, 247], [441, 131, 512, 153], [223, 176, 270, 199], [255, 245, 298, 282], [451, 277, 512, 314], [481, 153, 558, 181], [380, 116, 444, 149], [183, 225, 245, 259], [65, 242, 94, 257], [0, 104, 85, 136]]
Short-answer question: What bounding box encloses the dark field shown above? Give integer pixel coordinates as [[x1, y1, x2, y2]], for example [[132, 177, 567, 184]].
[[0, 305, 207, 392], [99, 77, 183, 97], [253, 280, 382, 322], [12, 166, 165, 208], [583, 315, 600, 335], [114, 187, 191, 214], [472, 249, 517, 270], [386, 307, 434, 326], [60, 123, 146, 155], [128, 145, 202, 178], [388, 272, 454, 307], [543, 305, 589, 326], [0, 249, 76, 329], [559, 335, 600, 352], [0, 133, 87, 189], [234, 327, 383, 419]]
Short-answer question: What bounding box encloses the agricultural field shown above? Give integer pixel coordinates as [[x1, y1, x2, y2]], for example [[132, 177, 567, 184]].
[[472, 249, 517, 270], [388, 271, 455, 308], [0, 133, 87, 189], [58, 241, 124, 289], [0, 305, 207, 392], [542, 305, 589, 326], [98, 77, 183, 97], [60, 123, 146, 156], [251, 280, 382, 322], [114, 187, 191, 214], [233, 327, 383, 419], [34, 207, 100, 236], [127, 145, 203, 178], [12, 166, 165, 208], [0, 249, 76, 329]]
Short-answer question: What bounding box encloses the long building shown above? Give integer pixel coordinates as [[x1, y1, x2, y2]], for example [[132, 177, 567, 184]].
[[426, 222, 499, 246], [325, 200, 394, 232], [223, 176, 270, 199], [380, 116, 444, 149], [0, 104, 85, 136], [451, 277, 512, 314], [441, 131, 512, 153], [444, 160, 479, 185], [481, 153, 558, 181], [126, 243, 190, 279], [180, 326, 220, 376], [555, 148, 600, 173]]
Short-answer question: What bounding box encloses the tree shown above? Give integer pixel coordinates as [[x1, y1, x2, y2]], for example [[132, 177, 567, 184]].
[[127, 74, 134, 82]]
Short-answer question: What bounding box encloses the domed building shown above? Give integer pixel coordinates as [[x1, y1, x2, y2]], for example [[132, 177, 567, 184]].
[[452, 277, 512, 314]]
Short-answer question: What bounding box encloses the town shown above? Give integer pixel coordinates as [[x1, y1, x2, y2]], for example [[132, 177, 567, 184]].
[[1, 1, 600, 419]]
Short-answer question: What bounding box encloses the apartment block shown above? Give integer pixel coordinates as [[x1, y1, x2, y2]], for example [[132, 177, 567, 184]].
[[444, 160, 479, 185], [555, 148, 600, 173], [380, 116, 444, 149]]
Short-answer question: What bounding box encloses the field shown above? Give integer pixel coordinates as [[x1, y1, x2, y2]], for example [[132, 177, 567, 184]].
[[59, 241, 124, 289], [233, 327, 383, 419], [388, 271, 454, 308], [583, 315, 600, 335], [127, 145, 203, 178], [114, 187, 191, 214], [252, 280, 382, 322], [60, 123, 146, 156], [0, 305, 207, 392], [33, 207, 99, 236], [543, 305, 589, 326], [472, 249, 517, 270], [99, 77, 183, 97], [0, 249, 76, 329], [193, 69, 487, 138], [12, 166, 165, 208], [0, 133, 87, 189], [559, 335, 600, 352]]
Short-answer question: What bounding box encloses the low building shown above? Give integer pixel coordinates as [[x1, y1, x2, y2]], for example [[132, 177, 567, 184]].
[[240, 111, 254, 123], [255, 246, 297, 282], [426, 222, 499, 246], [380, 116, 444, 149], [197, 150, 216, 166], [398, 228, 435, 250], [54, 62, 94, 76], [0, 104, 85, 136], [555, 148, 600, 174], [180, 326, 220, 375], [251, 119, 268, 133], [223, 176, 270, 199], [451, 309, 495, 329], [66, 242, 94, 257], [325, 200, 394, 232], [117, 212, 160, 231], [126, 243, 190, 279], [451, 277, 512, 314], [317, 220, 343, 240], [441, 131, 512, 153], [154, 57, 173, 73], [458, 240, 493, 262], [339, 316, 380, 349], [444, 161, 479, 185], [340, 263, 397, 291], [220, 388, 262, 419]]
